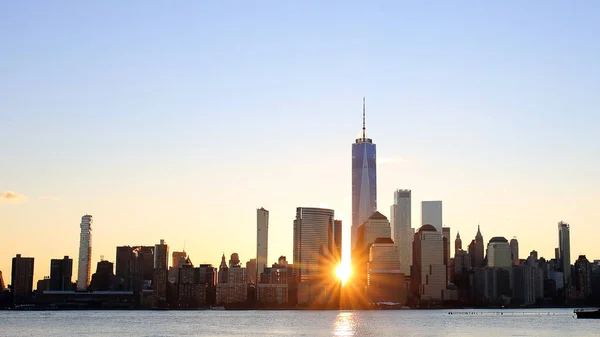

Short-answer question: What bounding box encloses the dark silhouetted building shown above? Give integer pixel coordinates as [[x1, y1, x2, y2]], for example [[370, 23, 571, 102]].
[[468, 225, 484, 268], [573, 255, 592, 299], [0, 271, 5, 291], [177, 265, 205, 308], [116, 246, 154, 292], [257, 265, 289, 304], [442, 227, 451, 283], [455, 232, 462, 255], [50, 256, 73, 291], [90, 260, 115, 291], [11, 254, 34, 304], [246, 259, 257, 285], [153, 239, 169, 306], [199, 264, 217, 305], [333, 220, 343, 264], [37, 277, 51, 292], [558, 221, 571, 292], [217, 255, 247, 304]]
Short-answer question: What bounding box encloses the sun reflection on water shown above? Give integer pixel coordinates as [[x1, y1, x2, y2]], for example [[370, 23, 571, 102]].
[[332, 311, 356, 336]]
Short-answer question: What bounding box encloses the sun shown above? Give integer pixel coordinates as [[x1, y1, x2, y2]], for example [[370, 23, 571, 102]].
[[335, 263, 351, 285]]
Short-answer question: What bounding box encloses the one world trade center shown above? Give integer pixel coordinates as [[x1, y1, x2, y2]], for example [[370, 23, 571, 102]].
[[351, 97, 377, 250]]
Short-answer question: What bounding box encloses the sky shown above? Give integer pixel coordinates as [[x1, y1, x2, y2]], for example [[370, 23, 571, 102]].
[[1, 1, 599, 285]]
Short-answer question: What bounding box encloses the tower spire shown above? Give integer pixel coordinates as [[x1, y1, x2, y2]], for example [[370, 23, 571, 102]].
[[362, 97, 366, 140]]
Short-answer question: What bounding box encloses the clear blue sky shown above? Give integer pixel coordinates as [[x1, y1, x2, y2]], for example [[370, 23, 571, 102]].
[[1, 1, 599, 283]]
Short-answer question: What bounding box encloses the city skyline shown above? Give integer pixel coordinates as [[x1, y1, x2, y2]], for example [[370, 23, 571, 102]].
[[2, 1, 600, 285]]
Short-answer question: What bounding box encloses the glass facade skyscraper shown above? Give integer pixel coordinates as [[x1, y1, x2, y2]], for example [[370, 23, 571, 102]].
[[352, 98, 377, 250]]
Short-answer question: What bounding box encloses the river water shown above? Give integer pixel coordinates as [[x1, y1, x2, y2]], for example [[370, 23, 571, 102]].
[[0, 308, 595, 336]]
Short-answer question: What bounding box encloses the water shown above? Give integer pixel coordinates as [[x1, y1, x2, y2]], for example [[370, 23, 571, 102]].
[[0, 309, 595, 336]]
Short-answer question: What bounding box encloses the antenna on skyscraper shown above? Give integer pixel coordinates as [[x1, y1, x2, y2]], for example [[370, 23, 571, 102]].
[[362, 96, 366, 140]]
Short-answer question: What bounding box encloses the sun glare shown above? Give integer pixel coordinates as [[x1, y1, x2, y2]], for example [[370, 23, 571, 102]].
[[336, 263, 351, 285]]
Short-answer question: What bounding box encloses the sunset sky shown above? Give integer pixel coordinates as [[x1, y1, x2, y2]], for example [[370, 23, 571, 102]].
[[1, 1, 599, 284]]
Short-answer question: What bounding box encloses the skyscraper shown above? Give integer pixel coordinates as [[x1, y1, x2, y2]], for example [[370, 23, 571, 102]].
[[172, 251, 187, 269], [77, 214, 93, 291], [333, 220, 342, 264], [257, 207, 269, 285], [11, 254, 34, 304], [0, 270, 5, 291], [411, 225, 445, 301], [558, 221, 571, 290], [455, 232, 462, 255], [390, 189, 412, 275], [352, 98, 377, 250], [469, 225, 485, 268], [421, 201, 442, 233], [116, 246, 154, 292], [442, 227, 451, 283], [153, 239, 169, 306], [293, 207, 335, 283], [50, 256, 73, 291], [510, 237, 519, 265], [355, 212, 393, 290], [486, 237, 512, 268]]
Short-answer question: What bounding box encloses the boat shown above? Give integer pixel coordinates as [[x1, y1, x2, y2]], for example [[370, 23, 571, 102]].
[[574, 308, 600, 319]]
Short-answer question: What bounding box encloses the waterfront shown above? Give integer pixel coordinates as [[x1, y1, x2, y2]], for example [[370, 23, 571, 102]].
[[0, 308, 596, 336]]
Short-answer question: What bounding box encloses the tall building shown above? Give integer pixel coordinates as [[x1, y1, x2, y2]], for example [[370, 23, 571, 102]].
[[510, 238, 519, 265], [356, 211, 392, 251], [442, 227, 451, 283], [333, 220, 342, 264], [89, 260, 114, 291], [390, 189, 412, 275], [486, 237, 511, 268], [455, 232, 462, 255], [411, 225, 445, 301], [77, 214, 93, 291], [246, 259, 257, 285], [421, 201, 442, 233], [11, 254, 34, 304], [469, 225, 485, 268], [293, 207, 335, 283], [50, 256, 73, 291], [0, 270, 5, 291], [172, 251, 187, 269], [293, 207, 337, 306], [366, 237, 405, 304], [512, 259, 544, 305], [573, 255, 592, 298], [355, 212, 393, 289], [558, 221, 571, 291], [352, 98, 377, 250], [257, 207, 269, 285], [216, 257, 247, 304], [218, 254, 228, 284], [153, 239, 169, 305], [116, 246, 154, 292]]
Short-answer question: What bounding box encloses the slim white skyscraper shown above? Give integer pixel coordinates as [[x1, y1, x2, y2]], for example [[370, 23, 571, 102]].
[[421, 201, 442, 233], [256, 207, 269, 284], [76, 214, 93, 291], [391, 189, 412, 275]]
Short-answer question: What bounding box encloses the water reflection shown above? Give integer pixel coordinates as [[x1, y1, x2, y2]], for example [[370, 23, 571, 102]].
[[332, 311, 356, 336]]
